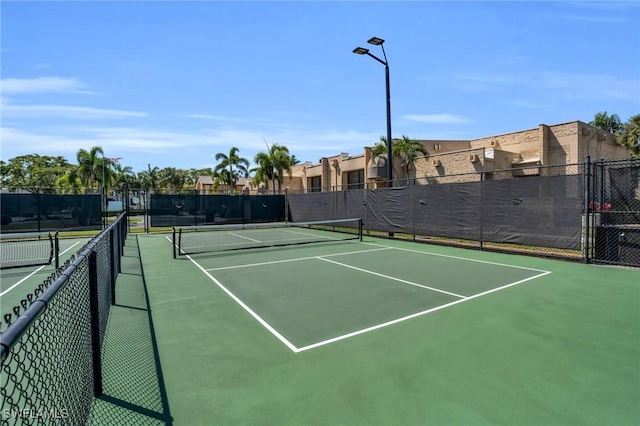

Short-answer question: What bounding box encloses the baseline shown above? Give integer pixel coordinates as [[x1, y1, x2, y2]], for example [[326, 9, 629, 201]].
[[296, 269, 551, 352]]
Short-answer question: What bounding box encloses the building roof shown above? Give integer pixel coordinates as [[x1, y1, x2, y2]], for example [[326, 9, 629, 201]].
[[198, 176, 214, 185]]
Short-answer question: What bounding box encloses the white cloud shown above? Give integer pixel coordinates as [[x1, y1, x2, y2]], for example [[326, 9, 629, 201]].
[[0, 123, 379, 171], [401, 113, 471, 124], [183, 114, 248, 123], [2, 103, 147, 119], [453, 70, 640, 101], [1, 77, 83, 94], [504, 100, 554, 109]]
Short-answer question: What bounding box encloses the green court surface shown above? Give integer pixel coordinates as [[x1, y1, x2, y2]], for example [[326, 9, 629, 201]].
[[0, 237, 91, 318], [91, 233, 639, 425]]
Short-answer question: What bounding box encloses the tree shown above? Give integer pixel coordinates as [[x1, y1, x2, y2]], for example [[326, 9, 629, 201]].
[[55, 172, 83, 193], [76, 146, 107, 193], [158, 167, 188, 193], [138, 164, 160, 190], [252, 151, 276, 193], [394, 135, 429, 179], [214, 147, 250, 193], [0, 155, 73, 192], [590, 111, 623, 134], [187, 167, 215, 187], [112, 162, 136, 190], [371, 135, 428, 183], [617, 114, 640, 157], [252, 143, 297, 194]]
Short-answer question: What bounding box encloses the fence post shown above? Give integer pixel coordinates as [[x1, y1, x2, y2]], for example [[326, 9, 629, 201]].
[[36, 191, 42, 233], [109, 228, 116, 305], [194, 189, 198, 227], [145, 188, 149, 233], [583, 156, 591, 264], [88, 250, 103, 397], [479, 172, 484, 251]]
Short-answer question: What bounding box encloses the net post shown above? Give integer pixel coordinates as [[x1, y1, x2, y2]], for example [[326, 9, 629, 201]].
[[88, 249, 104, 397], [359, 218, 363, 241], [54, 232, 60, 269], [172, 227, 176, 259], [46, 231, 54, 267]]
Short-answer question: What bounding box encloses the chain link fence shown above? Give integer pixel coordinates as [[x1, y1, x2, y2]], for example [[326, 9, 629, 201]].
[[288, 163, 586, 261], [0, 213, 126, 425], [588, 158, 640, 267]]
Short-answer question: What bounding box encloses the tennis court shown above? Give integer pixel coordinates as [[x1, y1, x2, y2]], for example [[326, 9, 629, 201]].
[[0, 236, 91, 315], [172, 224, 550, 352], [113, 225, 640, 425]]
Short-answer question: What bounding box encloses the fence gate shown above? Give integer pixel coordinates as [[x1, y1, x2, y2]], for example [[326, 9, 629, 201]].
[[588, 158, 640, 267]]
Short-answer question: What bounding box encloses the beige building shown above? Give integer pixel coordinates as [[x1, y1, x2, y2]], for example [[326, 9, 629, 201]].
[[235, 120, 630, 194], [196, 175, 248, 194], [270, 120, 630, 193]]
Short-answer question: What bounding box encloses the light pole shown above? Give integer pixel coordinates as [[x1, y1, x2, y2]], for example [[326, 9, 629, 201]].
[[101, 155, 121, 227], [353, 36, 392, 187], [101, 155, 106, 227]]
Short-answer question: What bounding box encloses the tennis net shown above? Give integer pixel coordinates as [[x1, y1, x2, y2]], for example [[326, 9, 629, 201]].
[[174, 218, 363, 257], [0, 231, 59, 269]]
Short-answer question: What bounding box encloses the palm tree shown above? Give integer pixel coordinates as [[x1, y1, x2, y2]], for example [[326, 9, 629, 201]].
[[76, 146, 104, 193], [214, 147, 250, 193], [252, 143, 296, 194], [113, 163, 135, 191], [212, 169, 229, 193], [371, 135, 428, 183], [394, 135, 429, 182], [590, 111, 623, 134], [138, 164, 160, 190], [252, 151, 276, 193], [617, 114, 640, 157]]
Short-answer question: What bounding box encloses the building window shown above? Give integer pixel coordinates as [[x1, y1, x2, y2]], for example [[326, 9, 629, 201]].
[[347, 170, 365, 189], [434, 144, 442, 150], [308, 176, 322, 192]]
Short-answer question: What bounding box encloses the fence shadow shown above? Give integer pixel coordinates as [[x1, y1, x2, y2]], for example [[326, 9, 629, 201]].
[[88, 236, 173, 425]]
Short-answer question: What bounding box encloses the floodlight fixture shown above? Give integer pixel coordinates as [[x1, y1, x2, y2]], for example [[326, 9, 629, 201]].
[[367, 37, 385, 46]]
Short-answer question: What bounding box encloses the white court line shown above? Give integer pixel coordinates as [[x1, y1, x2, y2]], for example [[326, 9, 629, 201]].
[[362, 242, 551, 273], [296, 270, 552, 353], [317, 257, 467, 299], [206, 247, 392, 271], [166, 235, 553, 353], [229, 232, 261, 243], [0, 241, 82, 297], [185, 253, 299, 353]]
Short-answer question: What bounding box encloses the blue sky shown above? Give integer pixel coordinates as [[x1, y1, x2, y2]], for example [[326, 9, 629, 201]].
[[2, 1, 639, 174]]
